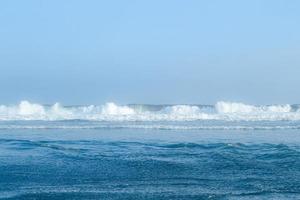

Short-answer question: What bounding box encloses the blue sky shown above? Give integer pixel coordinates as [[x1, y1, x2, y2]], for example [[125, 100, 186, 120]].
[[0, 0, 299, 105]]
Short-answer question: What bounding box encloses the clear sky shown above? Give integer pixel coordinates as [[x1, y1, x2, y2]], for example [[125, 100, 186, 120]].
[[0, 0, 299, 105]]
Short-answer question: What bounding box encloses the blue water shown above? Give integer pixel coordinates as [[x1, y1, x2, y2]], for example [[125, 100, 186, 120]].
[[1, 102, 300, 199], [1, 127, 300, 199]]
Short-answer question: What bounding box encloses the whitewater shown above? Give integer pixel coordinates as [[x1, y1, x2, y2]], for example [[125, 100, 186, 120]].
[[0, 100, 299, 121], [0, 101, 300, 131]]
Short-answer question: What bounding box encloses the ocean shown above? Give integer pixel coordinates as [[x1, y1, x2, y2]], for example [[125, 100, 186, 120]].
[[0, 101, 300, 199]]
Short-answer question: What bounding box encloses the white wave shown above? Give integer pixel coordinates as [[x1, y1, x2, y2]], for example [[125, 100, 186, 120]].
[[18, 101, 46, 116], [215, 101, 292, 113], [163, 105, 200, 115], [216, 101, 257, 113], [0, 124, 300, 130], [0, 100, 299, 121], [101, 102, 135, 115], [267, 104, 291, 113]]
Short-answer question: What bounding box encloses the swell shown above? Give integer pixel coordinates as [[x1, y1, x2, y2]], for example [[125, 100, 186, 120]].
[[1, 140, 300, 199], [2, 139, 300, 153]]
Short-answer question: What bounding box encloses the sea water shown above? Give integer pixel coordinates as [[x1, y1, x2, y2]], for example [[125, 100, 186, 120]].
[[0, 101, 300, 199]]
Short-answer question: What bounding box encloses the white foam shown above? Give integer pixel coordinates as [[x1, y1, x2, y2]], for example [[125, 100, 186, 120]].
[[0, 100, 299, 121], [0, 124, 299, 130], [216, 101, 257, 113], [216, 101, 292, 114], [18, 101, 46, 116], [267, 104, 291, 113], [101, 102, 135, 115], [163, 105, 200, 115]]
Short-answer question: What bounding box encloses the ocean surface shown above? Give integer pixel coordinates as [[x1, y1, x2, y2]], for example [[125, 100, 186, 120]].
[[1, 101, 300, 199]]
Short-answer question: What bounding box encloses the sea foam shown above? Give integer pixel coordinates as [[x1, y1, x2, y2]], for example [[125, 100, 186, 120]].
[[0, 101, 299, 121]]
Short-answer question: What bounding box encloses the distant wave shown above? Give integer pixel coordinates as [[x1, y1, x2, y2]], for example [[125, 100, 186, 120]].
[[0, 100, 300, 121], [1, 124, 300, 130]]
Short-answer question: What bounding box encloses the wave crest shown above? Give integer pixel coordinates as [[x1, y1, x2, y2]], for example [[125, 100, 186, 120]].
[[101, 102, 135, 115], [0, 100, 299, 121], [216, 101, 292, 113], [216, 101, 256, 113]]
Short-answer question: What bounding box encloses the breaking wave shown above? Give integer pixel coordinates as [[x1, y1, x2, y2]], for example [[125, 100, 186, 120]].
[[0, 100, 300, 121], [1, 124, 300, 130], [215, 101, 292, 113]]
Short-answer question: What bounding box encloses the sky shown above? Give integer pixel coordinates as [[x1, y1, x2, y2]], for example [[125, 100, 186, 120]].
[[0, 0, 300, 105]]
